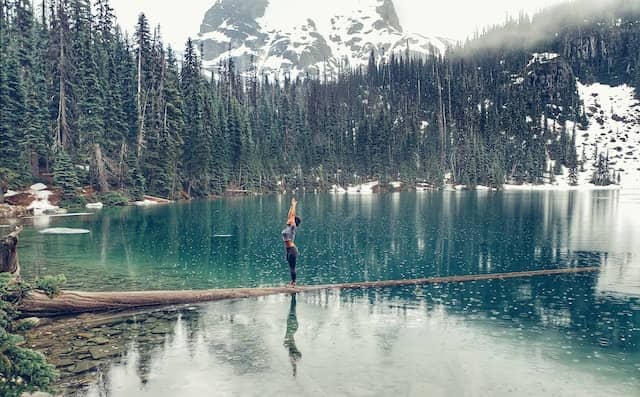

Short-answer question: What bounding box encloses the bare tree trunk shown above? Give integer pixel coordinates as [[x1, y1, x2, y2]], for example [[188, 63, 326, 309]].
[[434, 61, 446, 170], [1, 226, 23, 276], [94, 144, 109, 193], [136, 48, 146, 158], [0, 174, 6, 204], [55, 24, 69, 150], [30, 152, 40, 178], [118, 140, 127, 189]]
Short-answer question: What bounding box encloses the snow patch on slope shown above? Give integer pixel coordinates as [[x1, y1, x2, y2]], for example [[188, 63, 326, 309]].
[[576, 81, 640, 190], [527, 52, 559, 67]]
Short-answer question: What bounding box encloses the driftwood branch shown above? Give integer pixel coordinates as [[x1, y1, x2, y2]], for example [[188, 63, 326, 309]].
[[1, 226, 23, 275], [18, 267, 600, 317]]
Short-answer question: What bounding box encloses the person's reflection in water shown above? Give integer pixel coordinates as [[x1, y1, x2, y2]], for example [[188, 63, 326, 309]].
[[284, 294, 302, 376]]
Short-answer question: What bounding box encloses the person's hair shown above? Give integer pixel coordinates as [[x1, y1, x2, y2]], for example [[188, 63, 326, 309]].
[[295, 216, 301, 227]]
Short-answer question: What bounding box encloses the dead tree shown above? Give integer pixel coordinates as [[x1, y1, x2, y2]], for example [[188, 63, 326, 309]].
[[1, 226, 23, 275], [18, 267, 599, 317], [0, 176, 6, 204]]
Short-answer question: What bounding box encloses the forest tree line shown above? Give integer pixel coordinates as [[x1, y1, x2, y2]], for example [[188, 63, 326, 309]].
[[1, 0, 639, 204]]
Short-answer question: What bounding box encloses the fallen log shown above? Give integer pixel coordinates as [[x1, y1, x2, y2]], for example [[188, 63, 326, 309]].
[[19, 266, 600, 317]]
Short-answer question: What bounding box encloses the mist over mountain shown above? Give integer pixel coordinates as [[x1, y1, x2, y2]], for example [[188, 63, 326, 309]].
[[196, 0, 451, 79]]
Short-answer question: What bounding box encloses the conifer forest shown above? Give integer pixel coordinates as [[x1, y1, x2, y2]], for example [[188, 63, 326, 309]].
[[1, 0, 639, 203]]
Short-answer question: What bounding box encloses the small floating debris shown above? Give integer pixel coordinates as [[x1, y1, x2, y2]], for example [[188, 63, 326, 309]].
[[23, 212, 93, 219], [39, 228, 91, 235], [213, 234, 233, 238]]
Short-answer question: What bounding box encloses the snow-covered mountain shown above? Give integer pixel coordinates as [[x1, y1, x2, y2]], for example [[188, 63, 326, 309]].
[[196, 0, 451, 79]]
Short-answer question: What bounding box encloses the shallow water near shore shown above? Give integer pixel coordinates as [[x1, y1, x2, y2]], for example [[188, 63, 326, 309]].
[[16, 191, 640, 395], [27, 277, 639, 396]]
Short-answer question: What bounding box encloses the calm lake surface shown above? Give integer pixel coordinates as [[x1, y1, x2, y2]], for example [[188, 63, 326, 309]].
[[16, 191, 640, 396]]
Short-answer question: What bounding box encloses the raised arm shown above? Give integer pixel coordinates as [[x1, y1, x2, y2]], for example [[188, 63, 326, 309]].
[[287, 198, 297, 225]]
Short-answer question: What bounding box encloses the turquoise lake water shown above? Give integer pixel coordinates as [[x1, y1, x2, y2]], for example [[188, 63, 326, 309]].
[[13, 191, 640, 396]]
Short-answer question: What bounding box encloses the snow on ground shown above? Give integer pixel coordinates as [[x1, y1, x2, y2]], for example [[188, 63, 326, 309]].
[[331, 181, 379, 194], [348, 180, 378, 194], [575, 81, 640, 191], [22, 212, 92, 220], [134, 199, 160, 206], [527, 52, 559, 67], [503, 182, 620, 191], [505, 81, 640, 191], [26, 187, 60, 216]]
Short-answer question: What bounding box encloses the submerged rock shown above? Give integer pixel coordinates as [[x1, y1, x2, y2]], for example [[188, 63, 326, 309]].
[[75, 332, 95, 339], [69, 360, 99, 374], [88, 345, 123, 360], [88, 337, 109, 345], [150, 323, 172, 335], [48, 357, 75, 368], [16, 317, 41, 328], [21, 392, 55, 397]]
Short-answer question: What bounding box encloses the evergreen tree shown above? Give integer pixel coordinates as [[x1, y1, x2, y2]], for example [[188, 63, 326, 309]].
[[49, 0, 75, 151], [181, 38, 210, 196], [0, 2, 28, 184], [53, 149, 82, 205]]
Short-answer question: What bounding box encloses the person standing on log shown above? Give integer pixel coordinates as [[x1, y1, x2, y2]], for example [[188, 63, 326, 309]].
[[282, 197, 301, 287]]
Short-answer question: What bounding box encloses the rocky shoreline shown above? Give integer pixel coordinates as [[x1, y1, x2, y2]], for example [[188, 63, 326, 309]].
[[1, 180, 626, 223], [24, 306, 201, 395]]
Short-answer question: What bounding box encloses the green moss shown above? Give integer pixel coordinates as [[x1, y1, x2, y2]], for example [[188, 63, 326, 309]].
[[34, 275, 66, 299], [0, 274, 58, 396], [97, 191, 129, 207]]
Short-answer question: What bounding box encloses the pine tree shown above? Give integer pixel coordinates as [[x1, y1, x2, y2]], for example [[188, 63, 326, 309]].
[[49, 0, 75, 151], [134, 12, 152, 158], [590, 153, 612, 186], [0, 1, 29, 184], [53, 149, 82, 205], [72, 0, 107, 190], [181, 38, 211, 196]]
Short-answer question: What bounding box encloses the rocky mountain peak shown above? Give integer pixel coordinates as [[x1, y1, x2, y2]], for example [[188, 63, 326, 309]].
[[375, 0, 402, 32], [196, 0, 451, 79], [199, 0, 268, 34]]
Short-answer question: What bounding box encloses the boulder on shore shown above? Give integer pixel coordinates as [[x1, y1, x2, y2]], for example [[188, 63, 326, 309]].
[[2, 184, 62, 216], [0, 203, 27, 218]]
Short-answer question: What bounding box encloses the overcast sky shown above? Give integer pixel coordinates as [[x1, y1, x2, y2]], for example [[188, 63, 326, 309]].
[[110, 0, 569, 49]]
